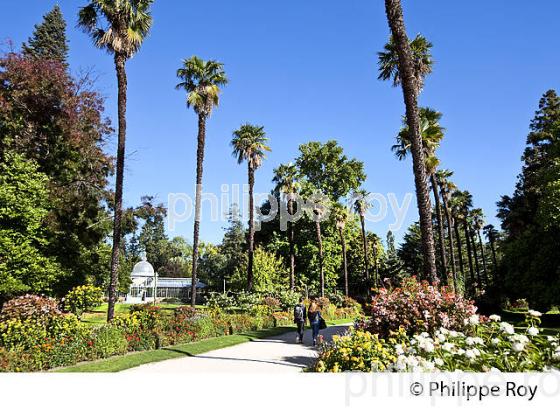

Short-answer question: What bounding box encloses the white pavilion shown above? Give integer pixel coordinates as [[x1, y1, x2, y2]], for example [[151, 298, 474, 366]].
[[125, 255, 206, 304]]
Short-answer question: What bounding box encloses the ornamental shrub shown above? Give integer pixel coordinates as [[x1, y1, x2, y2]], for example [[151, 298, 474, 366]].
[[360, 277, 476, 339], [1, 294, 61, 322], [64, 285, 103, 317], [90, 325, 128, 359]]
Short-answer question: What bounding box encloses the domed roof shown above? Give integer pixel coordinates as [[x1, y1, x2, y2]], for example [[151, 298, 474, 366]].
[[132, 254, 155, 277]]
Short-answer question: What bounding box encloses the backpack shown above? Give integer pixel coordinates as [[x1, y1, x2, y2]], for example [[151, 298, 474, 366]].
[[294, 304, 304, 322]]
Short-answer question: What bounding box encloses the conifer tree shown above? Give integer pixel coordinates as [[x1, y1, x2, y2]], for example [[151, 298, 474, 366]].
[[23, 5, 68, 63]]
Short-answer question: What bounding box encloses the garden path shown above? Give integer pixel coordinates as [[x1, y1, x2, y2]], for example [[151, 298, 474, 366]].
[[124, 323, 351, 373]]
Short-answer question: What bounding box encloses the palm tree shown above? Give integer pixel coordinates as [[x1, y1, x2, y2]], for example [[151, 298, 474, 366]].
[[436, 169, 459, 292], [78, 0, 154, 321], [352, 189, 373, 288], [392, 107, 447, 281], [176, 56, 227, 306], [378, 34, 433, 94], [231, 124, 271, 291], [381, 0, 437, 282], [483, 224, 499, 283], [333, 205, 349, 296], [452, 190, 476, 293], [273, 163, 300, 290], [471, 208, 489, 286]]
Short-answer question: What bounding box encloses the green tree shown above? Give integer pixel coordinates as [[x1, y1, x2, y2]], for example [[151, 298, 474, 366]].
[[22, 5, 68, 63], [230, 247, 287, 293], [381, 0, 437, 282], [136, 196, 170, 273], [231, 123, 271, 291], [352, 189, 374, 287], [0, 153, 61, 302], [272, 163, 300, 290], [296, 140, 366, 296], [78, 0, 154, 321], [176, 56, 227, 306], [333, 205, 350, 296]]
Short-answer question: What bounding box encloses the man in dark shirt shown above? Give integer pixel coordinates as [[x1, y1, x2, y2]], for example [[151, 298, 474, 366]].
[[293, 297, 306, 343]]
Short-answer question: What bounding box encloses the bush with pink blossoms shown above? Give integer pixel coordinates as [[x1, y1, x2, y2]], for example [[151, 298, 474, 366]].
[[360, 277, 477, 338]]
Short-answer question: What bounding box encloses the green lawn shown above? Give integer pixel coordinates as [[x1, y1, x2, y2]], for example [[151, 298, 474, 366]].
[[81, 302, 203, 326], [54, 318, 354, 373]]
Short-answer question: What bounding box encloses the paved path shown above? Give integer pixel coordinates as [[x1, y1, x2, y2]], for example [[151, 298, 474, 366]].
[[125, 324, 351, 373]]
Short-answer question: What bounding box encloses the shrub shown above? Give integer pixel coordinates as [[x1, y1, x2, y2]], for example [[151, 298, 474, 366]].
[[235, 292, 263, 311], [206, 292, 236, 311], [64, 285, 103, 317], [360, 277, 476, 339], [0, 295, 61, 322], [275, 290, 302, 311], [261, 296, 282, 312], [312, 312, 560, 373], [90, 326, 128, 359]]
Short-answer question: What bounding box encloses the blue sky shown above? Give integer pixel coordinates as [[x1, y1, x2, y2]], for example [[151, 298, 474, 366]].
[[2, 1, 560, 245]]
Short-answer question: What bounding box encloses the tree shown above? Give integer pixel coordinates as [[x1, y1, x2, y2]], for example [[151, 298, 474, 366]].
[[296, 140, 366, 296], [471, 208, 489, 286], [272, 163, 300, 290], [176, 56, 227, 306], [497, 90, 560, 310], [483, 224, 499, 283], [22, 5, 68, 63], [135, 196, 170, 273], [393, 107, 447, 281], [352, 189, 373, 288], [436, 169, 459, 292], [231, 123, 271, 291], [333, 205, 350, 296], [78, 0, 154, 321], [377, 34, 433, 94], [0, 153, 62, 302], [382, 0, 437, 282], [398, 223, 423, 277]]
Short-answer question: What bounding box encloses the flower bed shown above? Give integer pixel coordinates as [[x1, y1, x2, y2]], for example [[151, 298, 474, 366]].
[[311, 311, 560, 373]]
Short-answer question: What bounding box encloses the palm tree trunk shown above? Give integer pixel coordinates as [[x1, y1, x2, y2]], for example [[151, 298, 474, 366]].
[[477, 231, 489, 286], [107, 54, 127, 322], [339, 227, 349, 297], [359, 214, 370, 285], [454, 222, 465, 284], [489, 238, 498, 284], [288, 198, 296, 290], [247, 163, 255, 291], [430, 174, 447, 283], [463, 220, 475, 293], [384, 0, 437, 283], [190, 113, 207, 307], [441, 194, 458, 292], [372, 236, 380, 287], [315, 219, 325, 297], [469, 229, 482, 291]]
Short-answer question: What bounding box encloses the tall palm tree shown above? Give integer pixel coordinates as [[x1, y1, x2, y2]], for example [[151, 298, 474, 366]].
[[352, 189, 373, 288], [452, 190, 476, 293], [78, 0, 154, 321], [436, 169, 459, 292], [176, 56, 227, 306], [272, 163, 300, 290], [471, 208, 489, 286], [380, 1, 437, 282], [231, 124, 271, 291], [333, 205, 349, 296], [483, 224, 499, 283], [392, 108, 447, 281], [378, 34, 433, 94]]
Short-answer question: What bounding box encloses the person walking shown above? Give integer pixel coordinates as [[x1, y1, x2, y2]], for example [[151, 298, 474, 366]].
[[307, 298, 323, 346], [293, 297, 306, 343]]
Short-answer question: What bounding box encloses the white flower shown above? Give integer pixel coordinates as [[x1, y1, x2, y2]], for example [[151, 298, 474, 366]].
[[511, 334, 529, 344], [439, 327, 449, 335], [437, 333, 446, 342], [442, 342, 455, 352], [512, 342, 525, 352], [420, 332, 430, 338], [527, 327, 539, 336], [552, 352, 560, 361], [489, 314, 501, 322], [449, 330, 459, 338], [394, 344, 405, 355], [468, 315, 480, 325], [465, 349, 477, 360], [528, 309, 542, 317], [491, 338, 500, 345], [466, 337, 476, 346], [490, 367, 501, 373], [434, 358, 444, 366], [472, 348, 481, 357], [456, 348, 466, 356], [500, 322, 515, 335]]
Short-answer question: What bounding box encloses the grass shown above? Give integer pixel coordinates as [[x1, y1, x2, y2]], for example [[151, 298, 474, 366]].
[[81, 302, 204, 326], [54, 317, 354, 373]]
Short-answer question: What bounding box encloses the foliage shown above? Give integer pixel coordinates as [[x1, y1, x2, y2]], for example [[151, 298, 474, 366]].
[[0, 153, 62, 300], [497, 90, 560, 311], [22, 5, 68, 63], [230, 247, 287, 292], [312, 313, 560, 373], [360, 277, 476, 339], [64, 285, 104, 317], [0, 295, 61, 322]]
